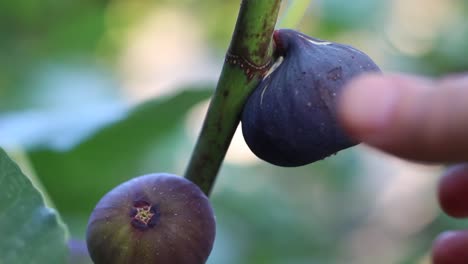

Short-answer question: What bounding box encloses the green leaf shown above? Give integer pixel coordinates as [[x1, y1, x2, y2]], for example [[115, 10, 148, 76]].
[[318, 0, 385, 34], [0, 148, 68, 264], [29, 88, 213, 217]]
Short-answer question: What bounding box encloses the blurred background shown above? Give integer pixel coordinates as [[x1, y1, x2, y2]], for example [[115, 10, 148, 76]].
[[1, 0, 468, 263]]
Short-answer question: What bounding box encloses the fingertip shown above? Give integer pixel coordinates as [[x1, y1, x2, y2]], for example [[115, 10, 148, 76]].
[[339, 72, 468, 162], [438, 164, 468, 218], [338, 73, 399, 142], [432, 231, 458, 264], [432, 231, 468, 264]]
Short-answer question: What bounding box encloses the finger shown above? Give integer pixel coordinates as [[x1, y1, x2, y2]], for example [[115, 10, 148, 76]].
[[438, 164, 468, 218], [337, 73, 468, 163], [432, 231, 468, 264]]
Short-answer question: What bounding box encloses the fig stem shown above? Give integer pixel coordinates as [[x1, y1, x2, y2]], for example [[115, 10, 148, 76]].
[[184, 0, 282, 196]]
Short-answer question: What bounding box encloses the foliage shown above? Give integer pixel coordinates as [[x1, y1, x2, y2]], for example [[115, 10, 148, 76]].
[[0, 148, 68, 263]]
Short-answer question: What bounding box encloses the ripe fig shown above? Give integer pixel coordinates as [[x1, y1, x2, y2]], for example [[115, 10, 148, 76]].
[[86, 173, 216, 264], [241, 29, 380, 167]]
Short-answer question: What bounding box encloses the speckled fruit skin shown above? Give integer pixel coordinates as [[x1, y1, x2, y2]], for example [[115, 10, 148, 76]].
[[241, 29, 381, 167], [86, 173, 216, 264]]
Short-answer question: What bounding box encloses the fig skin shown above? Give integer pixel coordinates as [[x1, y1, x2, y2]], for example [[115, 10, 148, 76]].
[[241, 29, 381, 167], [86, 173, 216, 264]]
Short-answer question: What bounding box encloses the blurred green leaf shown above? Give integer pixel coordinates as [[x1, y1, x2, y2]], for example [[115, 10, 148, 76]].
[[0, 63, 125, 150], [0, 1, 109, 112], [29, 88, 213, 217], [389, 19, 468, 76], [317, 0, 386, 34], [0, 148, 68, 264]]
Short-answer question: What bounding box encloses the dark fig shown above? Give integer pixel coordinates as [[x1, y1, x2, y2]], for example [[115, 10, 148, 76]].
[[86, 173, 216, 264], [241, 29, 380, 167]]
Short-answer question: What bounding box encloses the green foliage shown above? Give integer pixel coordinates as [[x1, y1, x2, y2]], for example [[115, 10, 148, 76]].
[[0, 148, 68, 263], [28, 88, 213, 216], [317, 0, 386, 34], [398, 20, 468, 76], [0, 0, 109, 111]]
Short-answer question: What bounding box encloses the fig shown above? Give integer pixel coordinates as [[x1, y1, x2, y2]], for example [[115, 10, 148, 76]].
[[86, 173, 216, 264], [241, 29, 380, 167]]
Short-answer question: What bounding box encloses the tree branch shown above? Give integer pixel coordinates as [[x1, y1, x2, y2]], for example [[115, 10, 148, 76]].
[[185, 0, 282, 195]]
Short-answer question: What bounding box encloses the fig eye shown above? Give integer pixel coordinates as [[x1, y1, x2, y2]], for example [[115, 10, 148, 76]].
[[86, 173, 216, 264], [129, 200, 160, 230]]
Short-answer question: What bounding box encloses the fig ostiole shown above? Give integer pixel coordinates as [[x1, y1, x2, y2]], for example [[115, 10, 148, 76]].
[[86, 173, 216, 264], [241, 29, 381, 167]]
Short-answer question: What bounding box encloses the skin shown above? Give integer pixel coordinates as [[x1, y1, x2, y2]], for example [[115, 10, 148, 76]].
[[337, 72, 468, 264]]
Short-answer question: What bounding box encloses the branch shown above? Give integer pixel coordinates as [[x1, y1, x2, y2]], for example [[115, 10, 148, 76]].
[[185, 0, 282, 195]]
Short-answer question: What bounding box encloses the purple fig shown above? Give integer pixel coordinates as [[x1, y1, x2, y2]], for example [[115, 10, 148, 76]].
[[86, 173, 216, 264], [241, 29, 381, 167]]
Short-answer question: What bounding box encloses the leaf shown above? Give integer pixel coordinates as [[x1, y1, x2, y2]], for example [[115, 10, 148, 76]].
[[0, 148, 68, 264], [0, 62, 124, 142], [318, 0, 385, 34], [0, 103, 126, 151], [29, 88, 213, 217]]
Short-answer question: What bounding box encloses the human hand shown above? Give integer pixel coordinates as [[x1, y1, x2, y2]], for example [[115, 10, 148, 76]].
[[337, 73, 468, 264]]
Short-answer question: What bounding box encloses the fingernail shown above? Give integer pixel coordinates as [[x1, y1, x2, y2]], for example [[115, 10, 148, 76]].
[[339, 75, 400, 137]]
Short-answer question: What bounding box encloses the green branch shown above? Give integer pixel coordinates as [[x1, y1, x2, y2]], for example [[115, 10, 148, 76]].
[[185, 0, 282, 195]]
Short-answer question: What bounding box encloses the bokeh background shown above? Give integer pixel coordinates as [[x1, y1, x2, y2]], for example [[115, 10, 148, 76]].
[[1, 0, 468, 263]]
